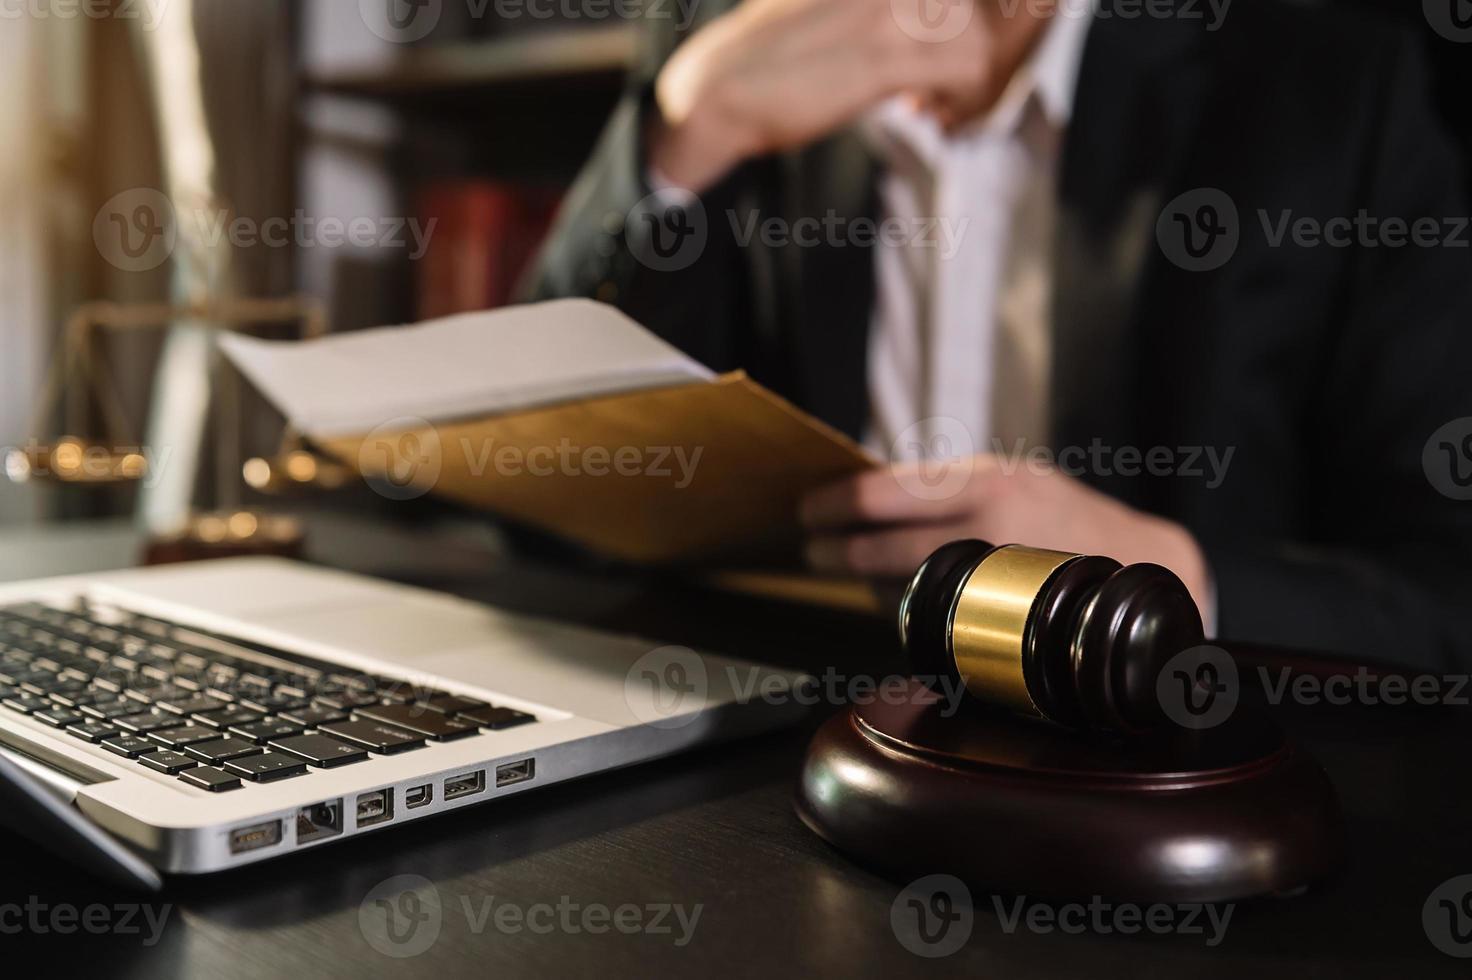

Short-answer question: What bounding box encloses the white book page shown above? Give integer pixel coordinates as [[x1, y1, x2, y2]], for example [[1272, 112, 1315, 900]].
[[220, 299, 714, 438]]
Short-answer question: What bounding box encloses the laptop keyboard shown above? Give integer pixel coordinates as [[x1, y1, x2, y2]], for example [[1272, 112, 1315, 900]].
[[0, 600, 536, 792]]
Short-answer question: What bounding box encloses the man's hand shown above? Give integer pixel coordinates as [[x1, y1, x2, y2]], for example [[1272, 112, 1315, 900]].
[[649, 0, 1007, 191], [800, 457, 1213, 617]]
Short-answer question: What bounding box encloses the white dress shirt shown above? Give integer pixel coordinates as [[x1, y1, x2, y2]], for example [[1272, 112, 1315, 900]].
[[859, 11, 1093, 460]]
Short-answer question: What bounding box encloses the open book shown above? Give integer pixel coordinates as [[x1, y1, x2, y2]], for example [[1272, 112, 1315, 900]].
[[223, 300, 877, 566]]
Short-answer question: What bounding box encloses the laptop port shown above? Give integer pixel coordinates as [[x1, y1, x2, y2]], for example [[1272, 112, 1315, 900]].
[[356, 789, 393, 827], [405, 784, 432, 809], [495, 759, 535, 788], [229, 819, 282, 854], [443, 770, 485, 800], [296, 800, 343, 845]]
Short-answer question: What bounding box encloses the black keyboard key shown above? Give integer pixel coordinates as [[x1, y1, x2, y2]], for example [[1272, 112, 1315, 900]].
[[237, 692, 308, 714], [185, 737, 263, 764], [178, 766, 242, 792], [21, 676, 81, 697], [424, 694, 489, 715], [278, 704, 347, 727], [356, 703, 479, 742], [138, 750, 197, 775], [314, 689, 380, 710], [80, 698, 138, 720], [317, 719, 425, 754], [114, 708, 180, 733], [193, 706, 264, 729], [458, 706, 537, 730], [229, 719, 305, 743], [2, 693, 50, 714], [33, 708, 85, 729], [376, 678, 422, 703], [149, 724, 220, 748], [102, 735, 157, 758], [156, 695, 228, 716], [66, 721, 121, 743], [269, 733, 369, 768], [49, 687, 106, 708], [224, 751, 308, 783]]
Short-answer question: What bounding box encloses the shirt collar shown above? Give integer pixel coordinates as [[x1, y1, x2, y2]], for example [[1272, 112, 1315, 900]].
[[861, 7, 1094, 162]]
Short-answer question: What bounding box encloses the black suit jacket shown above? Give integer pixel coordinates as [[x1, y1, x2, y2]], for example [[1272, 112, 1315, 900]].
[[529, 1, 1472, 672]]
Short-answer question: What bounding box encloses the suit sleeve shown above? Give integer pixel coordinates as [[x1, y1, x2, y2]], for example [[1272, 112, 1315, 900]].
[[1208, 34, 1472, 673], [521, 76, 762, 371]]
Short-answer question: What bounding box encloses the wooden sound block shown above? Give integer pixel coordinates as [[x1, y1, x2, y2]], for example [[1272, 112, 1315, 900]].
[[796, 679, 1342, 903]]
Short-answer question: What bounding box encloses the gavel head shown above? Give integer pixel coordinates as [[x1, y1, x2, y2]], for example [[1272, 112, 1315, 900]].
[[898, 540, 1205, 732]]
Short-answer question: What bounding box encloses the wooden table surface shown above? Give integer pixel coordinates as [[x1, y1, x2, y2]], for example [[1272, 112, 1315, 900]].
[[4, 516, 1470, 977]]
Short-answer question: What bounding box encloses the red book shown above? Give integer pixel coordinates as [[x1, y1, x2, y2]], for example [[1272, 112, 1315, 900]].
[[415, 181, 562, 318]]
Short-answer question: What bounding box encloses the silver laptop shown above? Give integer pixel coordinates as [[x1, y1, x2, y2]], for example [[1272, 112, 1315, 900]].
[[0, 557, 805, 883]]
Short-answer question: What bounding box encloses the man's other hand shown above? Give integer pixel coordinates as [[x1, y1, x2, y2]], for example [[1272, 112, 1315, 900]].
[[800, 456, 1213, 619]]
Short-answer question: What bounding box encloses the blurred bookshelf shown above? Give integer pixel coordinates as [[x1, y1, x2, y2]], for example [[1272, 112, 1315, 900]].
[[298, 21, 638, 328], [305, 24, 636, 104]]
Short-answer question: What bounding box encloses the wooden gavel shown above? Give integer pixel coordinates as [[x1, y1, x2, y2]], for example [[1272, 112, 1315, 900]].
[[898, 539, 1207, 733]]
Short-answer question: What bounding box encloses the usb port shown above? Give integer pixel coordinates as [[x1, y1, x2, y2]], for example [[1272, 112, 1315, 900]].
[[356, 789, 393, 827], [443, 770, 485, 800], [495, 759, 535, 788], [229, 819, 282, 854], [405, 784, 432, 809]]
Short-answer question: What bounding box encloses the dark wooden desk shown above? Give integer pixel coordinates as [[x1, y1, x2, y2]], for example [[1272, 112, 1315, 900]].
[[5, 517, 1470, 977]]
